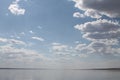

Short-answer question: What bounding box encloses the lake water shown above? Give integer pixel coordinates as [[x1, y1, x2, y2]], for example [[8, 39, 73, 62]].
[[0, 69, 120, 80]]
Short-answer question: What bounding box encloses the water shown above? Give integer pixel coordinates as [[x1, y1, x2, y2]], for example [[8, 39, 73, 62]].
[[0, 69, 120, 80]]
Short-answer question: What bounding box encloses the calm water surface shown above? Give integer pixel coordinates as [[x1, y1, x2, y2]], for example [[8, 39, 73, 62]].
[[0, 69, 120, 80]]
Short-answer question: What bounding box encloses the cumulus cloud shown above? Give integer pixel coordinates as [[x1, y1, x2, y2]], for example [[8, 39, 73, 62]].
[[74, 19, 120, 55], [8, 0, 25, 15], [73, 0, 120, 18], [32, 37, 44, 42], [74, 19, 120, 40], [74, 19, 120, 33]]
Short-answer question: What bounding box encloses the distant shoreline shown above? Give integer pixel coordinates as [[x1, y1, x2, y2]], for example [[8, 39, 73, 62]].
[[0, 68, 120, 70], [72, 68, 120, 70]]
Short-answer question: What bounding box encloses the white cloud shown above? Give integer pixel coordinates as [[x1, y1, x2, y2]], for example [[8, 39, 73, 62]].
[[29, 30, 34, 34], [52, 44, 68, 52], [50, 43, 88, 58], [52, 42, 61, 45], [74, 19, 120, 40], [75, 43, 87, 51], [0, 38, 8, 43], [74, 19, 120, 55], [73, 0, 120, 18], [8, 0, 25, 15], [84, 10, 102, 19], [32, 36, 44, 42], [0, 37, 26, 46], [73, 12, 85, 18], [74, 19, 120, 33], [0, 45, 47, 63], [87, 42, 120, 55]]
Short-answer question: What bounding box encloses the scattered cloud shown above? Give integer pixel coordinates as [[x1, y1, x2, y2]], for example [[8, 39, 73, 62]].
[[0, 45, 48, 63], [74, 41, 81, 44], [29, 30, 34, 34], [73, 0, 120, 18], [20, 32, 25, 36], [74, 19, 120, 56], [32, 36, 44, 42], [37, 26, 42, 29], [8, 0, 25, 15], [51, 43, 88, 58], [0, 37, 26, 46], [73, 12, 85, 18], [74, 19, 120, 40]]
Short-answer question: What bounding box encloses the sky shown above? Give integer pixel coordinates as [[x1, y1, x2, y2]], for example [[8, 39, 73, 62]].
[[0, 0, 120, 69]]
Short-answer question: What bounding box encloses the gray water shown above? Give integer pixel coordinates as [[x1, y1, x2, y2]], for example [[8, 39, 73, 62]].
[[0, 69, 120, 80]]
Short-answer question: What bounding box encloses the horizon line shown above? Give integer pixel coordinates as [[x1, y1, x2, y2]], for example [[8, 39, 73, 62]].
[[0, 68, 120, 70]]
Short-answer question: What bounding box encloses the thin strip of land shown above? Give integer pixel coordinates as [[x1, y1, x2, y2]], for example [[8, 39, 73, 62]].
[[0, 68, 120, 70]]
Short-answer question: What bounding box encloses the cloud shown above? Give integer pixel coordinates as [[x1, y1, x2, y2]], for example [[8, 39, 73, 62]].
[[73, 0, 120, 18], [37, 26, 42, 29], [8, 0, 25, 15], [87, 42, 120, 55], [0, 45, 47, 63], [29, 30, 34, 34], [74, 19, 120, 33], [74, 19, 120, 55], [74, 19, 120, 40], [73, 12, 85, 18], [0, 38, 8, 43], [50, 43, 88, 58], [52, 43, 68, 52], [32, 37, 44, 42], [84, 10, 102, 18], [0, 37, 26, 46]]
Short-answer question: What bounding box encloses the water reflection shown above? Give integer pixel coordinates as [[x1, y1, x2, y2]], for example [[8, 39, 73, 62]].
[[0, 69, 120, 80]]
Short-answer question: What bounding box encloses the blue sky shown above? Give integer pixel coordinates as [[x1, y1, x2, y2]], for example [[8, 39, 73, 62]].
[[0, 0, 120, 69]]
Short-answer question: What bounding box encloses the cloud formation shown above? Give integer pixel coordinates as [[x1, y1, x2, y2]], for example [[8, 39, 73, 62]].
[[0, 37, 26, 45], [73, 12, 85, 18], [73, 0, 120, 18], [0, 45, 47, 63], [8, 0, 25, 15], [32, 37, 44, 42], [51, 43, 88, 58], [74, 19, 120, 55], [74, 19, 120, 40]]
